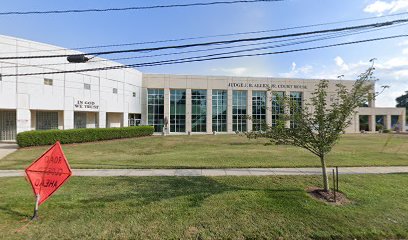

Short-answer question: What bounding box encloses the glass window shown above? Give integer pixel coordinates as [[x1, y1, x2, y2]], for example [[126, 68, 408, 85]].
[[170, 89, 186, 133], [36, 111, 58, 130], [252, 91, 266, 131], [191, 90, 207, 132], [272, 92, 285, 127], [290, 92, 302, 128], [129, 113, 141, 126], [113, 88, 118, 94], [44, 78, 53, 86], [233, 90, 247, 132], [147, 89, 164, 132], [74, 112, 87, 129], [84, 83, 91, 90], [212, 90, 228, 132], [132, 92, 136, 97]]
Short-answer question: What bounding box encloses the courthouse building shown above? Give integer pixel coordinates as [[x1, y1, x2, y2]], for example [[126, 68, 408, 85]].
[[0, 35, 406, 141]]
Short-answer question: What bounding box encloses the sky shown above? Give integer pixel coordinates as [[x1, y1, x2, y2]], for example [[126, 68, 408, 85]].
[[1, 0, 408, 107]]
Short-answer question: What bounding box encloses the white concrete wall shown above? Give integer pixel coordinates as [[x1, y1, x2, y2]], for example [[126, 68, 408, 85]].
[[0, 35, 143, 134]]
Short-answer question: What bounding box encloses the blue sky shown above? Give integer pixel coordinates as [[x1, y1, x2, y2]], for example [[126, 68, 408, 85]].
[[1, 0, 408, 106]]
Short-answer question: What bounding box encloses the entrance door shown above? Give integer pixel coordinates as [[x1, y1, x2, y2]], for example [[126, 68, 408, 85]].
[[0, 111, 16, 141]]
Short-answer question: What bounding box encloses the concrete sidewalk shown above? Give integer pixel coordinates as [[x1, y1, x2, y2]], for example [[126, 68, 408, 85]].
[[0, 143, 18, 160], [1, 166, 408, 177]]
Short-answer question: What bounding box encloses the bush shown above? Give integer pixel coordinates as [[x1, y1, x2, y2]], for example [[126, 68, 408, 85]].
[[382, 129, 391, 133], [16, 126, 154, 147]]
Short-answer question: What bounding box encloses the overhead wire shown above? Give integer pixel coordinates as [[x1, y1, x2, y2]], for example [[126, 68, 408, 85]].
[[1, 11, 407, 55], [0, 18, 406, 60], [0, 0, 282, 16], [2, 34, 407, 77], [0, 26, 385, 69]]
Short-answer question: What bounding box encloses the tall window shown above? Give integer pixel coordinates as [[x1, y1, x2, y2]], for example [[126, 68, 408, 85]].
[[272, 92, 285, 127], [212, 90, 228, 132], [252, 91, 266, 131], [36, 111, 58, 130], [74, 112, 87, 129], [147, 89, 164, 132], [290, 92, 302, 128], [191, 90, 207, 132], [232, 90, 247, 132], [170, 89, 186, 132]]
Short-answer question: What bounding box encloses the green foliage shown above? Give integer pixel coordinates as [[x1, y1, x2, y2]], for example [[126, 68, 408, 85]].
[[247, 63, 376, 191], [382, 129, 391, 133], [16, 126, 154, 147]]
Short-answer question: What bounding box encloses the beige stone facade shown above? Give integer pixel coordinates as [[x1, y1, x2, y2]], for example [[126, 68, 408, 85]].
[[142, 73, 406, 134]]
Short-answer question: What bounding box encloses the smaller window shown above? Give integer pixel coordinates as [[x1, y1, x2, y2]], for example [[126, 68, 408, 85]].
[[132, 92, 136, 97], [44, 78, 53, 86], [113, 88, 118, 94], [84, 83, 91, 90], [0, 73, 2, 81]]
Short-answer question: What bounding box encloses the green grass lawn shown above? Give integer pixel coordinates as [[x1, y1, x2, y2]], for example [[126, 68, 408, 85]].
[[1, 134, 408, 169], [1, 174, 407, 239]]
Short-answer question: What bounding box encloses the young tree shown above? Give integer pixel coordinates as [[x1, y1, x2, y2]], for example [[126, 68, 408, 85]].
[[247, 63, 375, 192]]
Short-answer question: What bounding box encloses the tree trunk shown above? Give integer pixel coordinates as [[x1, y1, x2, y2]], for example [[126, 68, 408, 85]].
[[320, 155, 329, 192]]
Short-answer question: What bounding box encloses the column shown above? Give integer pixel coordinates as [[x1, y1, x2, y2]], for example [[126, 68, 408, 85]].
[[141, 88, 148, 126], [122, 112, 129, 127], [16, 109, 31, 133], [401, 111, 406, 132], [369, 115, 376, 132], [16, 94, 31, 133], [266, 91, 272, 127], [206, 89, 213, 133], [227, 89, 233, 133], [63, 110, 74, 130], [99, 111, 106, 128], [186, 89, 192, 133], [247, 90, 253, 132], [164, 88, 170, 133], [285, 91, 291, 128], [385, 115, 392, 130]]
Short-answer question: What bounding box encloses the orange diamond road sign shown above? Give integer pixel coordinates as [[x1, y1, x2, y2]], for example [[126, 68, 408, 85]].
[[25, 141, 72, 207]]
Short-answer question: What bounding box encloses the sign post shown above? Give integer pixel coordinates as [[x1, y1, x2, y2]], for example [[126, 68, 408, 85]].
[[25, 141, 72, 220]]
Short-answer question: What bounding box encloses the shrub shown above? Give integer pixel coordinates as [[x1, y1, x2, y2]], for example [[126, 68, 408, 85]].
[[382, 129, 391, 133], [16, 126, 154, 147]]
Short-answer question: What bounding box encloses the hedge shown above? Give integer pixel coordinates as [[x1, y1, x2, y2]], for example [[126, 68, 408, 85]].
[[16, 126, 154, 147]]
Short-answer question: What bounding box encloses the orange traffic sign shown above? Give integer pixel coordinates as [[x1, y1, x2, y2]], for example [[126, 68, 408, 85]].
[[25, 141, 72, 206]]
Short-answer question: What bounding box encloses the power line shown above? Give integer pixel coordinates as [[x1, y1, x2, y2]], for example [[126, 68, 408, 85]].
[[1, 18, 406, 60], [2, 11, 407, 55], [2, 34, 407, 77], [3, 22, 405, 70], [0, 0, 282, 16]]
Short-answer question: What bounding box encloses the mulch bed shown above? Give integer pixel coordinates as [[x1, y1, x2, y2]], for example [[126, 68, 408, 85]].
[[307, 187, 351, 205]]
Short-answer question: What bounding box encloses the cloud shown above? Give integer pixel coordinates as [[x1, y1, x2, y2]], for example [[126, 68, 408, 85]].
[[334, 56, 350, 71], [277, 56, 408, 107], [279, 62, 313, 78], [364, 0, 408, 15]]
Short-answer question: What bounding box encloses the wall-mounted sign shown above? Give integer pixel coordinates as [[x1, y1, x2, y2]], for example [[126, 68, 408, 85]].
[[228, 82, 307, 89], [74, 99, 99, 111]]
